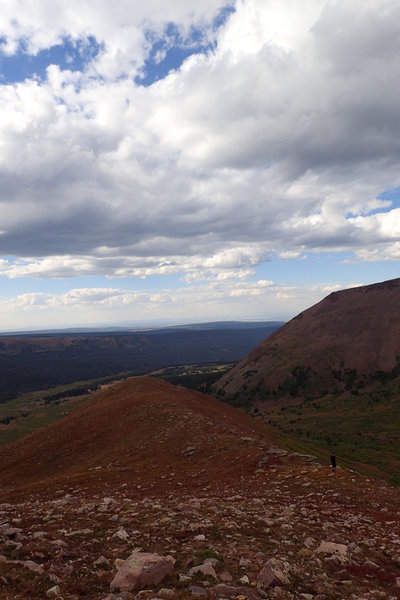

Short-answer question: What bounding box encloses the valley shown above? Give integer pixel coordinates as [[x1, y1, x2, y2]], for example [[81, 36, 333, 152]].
[[0, 322, 280, 403]]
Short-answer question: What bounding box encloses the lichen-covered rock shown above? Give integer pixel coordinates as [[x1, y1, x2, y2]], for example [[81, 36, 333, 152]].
[[315, 541, 347, 563], [257, 558, 290, 589], [157, 588, 177, 599], [110, 550, 175, 592], [189, 562, 217, 580]]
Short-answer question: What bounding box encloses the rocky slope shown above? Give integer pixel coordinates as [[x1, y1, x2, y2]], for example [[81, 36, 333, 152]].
[[215, 278, 400, 403], [0, 377, 399, 599]]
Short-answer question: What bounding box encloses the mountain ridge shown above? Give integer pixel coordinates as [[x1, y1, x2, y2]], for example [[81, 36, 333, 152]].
[[216, 278, 400, 401]]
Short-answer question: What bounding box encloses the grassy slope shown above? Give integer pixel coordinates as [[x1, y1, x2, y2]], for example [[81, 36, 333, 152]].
[[0, 380, 103, 446], [2, 367, 400, 488], [254, 379, 400, 486]]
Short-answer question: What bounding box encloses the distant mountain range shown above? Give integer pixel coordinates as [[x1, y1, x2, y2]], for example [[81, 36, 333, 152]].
[[0, 321, 282, 402], [0, 320, 281, 336]]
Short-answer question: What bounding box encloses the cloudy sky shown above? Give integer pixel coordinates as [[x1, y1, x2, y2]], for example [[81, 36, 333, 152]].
[[0, 0, 399, 330]]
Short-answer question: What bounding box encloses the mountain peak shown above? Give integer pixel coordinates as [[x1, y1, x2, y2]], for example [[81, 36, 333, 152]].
[[216, 278, 400, 401]]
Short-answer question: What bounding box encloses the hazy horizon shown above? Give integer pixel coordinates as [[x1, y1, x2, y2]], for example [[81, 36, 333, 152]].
[[0, 316, 286, 335]]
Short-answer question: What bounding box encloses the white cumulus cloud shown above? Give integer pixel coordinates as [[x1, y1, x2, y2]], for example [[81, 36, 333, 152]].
[[0, 0, 398, 328]]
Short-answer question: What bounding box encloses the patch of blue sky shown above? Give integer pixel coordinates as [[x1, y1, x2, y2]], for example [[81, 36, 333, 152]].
[[0, 276, 58, 298], [136, 4, 235, 87], [254, 252, 399, 287], [376, 186, 400, 210], [0, 36, 102, 84], [344, 186, 400, 219], [213, 4, 236, 28], [104, 273, 184, 291], [0, 271, 187, 297]]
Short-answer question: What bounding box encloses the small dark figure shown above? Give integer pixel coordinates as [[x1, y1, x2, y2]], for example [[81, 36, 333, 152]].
[[330, 451, 336, 471]]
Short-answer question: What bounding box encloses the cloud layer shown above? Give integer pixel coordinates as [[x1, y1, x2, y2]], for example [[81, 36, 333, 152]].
[[0, 1, 399, 327], [0, 280, 340, 331]]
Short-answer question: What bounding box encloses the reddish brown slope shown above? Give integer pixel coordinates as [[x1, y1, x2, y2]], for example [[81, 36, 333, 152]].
[[0, 377, 278, 494], [216, 278, 400, 401], [1, 377, 400, 600]]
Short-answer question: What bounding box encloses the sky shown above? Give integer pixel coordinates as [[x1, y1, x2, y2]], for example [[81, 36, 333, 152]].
[[0, 0, 399, 331]]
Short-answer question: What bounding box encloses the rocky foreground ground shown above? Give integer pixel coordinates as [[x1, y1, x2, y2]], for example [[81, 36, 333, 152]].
[[0, 379, 399, 599], [1, 448, 400, 600]]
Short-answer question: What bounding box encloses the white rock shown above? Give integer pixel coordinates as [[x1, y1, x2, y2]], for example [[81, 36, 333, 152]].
[[112, 528, 129, 542]]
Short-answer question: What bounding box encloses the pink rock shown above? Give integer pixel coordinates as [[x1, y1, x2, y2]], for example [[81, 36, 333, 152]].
[[219, 571, 233, 583], [110, 550, 175, 592], [257, 558, 290, 589], [189, 562, 217, 580], [8, 560, 45, 575], [22, 561, 45, 575], [316, 541, 347, 563]]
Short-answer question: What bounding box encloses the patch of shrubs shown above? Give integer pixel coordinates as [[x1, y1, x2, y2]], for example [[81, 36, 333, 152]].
[[0, 415, 16, 425]]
